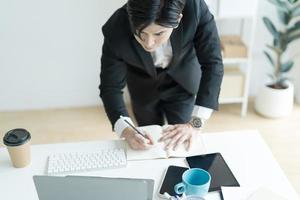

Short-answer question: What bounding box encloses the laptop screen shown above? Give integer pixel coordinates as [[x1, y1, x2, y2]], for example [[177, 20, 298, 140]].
[[33, 175, 154, 200]]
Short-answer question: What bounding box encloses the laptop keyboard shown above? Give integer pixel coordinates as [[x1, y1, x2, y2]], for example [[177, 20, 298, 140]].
[[47, 148, 127, 174]]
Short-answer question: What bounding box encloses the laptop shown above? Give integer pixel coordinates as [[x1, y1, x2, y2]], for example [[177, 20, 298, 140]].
[[33, 175, 154, 200]]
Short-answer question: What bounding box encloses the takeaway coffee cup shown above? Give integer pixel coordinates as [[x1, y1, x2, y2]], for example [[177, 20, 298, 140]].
[[3, 128, 31, 168]]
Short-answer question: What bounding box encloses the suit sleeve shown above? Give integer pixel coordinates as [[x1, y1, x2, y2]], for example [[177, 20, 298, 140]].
[[193, 0, 224, 110], [99, 35, 129, 128]]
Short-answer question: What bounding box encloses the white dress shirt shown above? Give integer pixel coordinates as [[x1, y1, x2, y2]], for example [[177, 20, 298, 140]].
[[114, 39, 213, 136]]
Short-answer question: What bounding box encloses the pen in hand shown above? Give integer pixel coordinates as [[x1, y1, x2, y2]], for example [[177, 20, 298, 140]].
[[120, 115, 147, 139]]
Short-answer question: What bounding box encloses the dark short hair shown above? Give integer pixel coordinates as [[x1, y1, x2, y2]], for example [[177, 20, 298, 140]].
[[127, 0, 186, 37]]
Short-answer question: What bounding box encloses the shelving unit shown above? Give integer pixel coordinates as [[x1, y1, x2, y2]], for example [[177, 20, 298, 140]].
[[206, 0, 259, 116]]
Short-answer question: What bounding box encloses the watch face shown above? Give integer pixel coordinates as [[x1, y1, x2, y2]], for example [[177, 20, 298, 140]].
[[191, 117, 202, 128], [192, 117, 202, 128], [193, 118, 202, 128]]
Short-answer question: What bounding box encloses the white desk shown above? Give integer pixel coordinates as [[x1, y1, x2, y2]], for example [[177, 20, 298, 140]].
[[0, 130, 299, 200]]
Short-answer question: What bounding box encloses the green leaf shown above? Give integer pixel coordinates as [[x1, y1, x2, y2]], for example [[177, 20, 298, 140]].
[[281, 60, 294, 72], [268, 0, 290, 12], [263, 17, 279, 39], [295, 21, 300, 27], [278, 10, 291, 25], [263, 51, 275, 66], [288, 0, 299, 4], [287, 32, 300, 43], [289, 28, 300, 36], [287, 21, 300, 34]]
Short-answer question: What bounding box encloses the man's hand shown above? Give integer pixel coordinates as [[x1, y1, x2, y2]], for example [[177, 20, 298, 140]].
[[159, 123, 201, 151], [121, 127, 154, 150]]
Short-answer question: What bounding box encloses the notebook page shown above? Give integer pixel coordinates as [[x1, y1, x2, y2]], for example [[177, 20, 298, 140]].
[[167, 133, 206, 157], [126, 125, 207, 160], [126, 125, 167, 160]]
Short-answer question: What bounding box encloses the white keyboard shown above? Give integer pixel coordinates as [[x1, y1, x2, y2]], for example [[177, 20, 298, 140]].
[[47, 148, 127, 175]]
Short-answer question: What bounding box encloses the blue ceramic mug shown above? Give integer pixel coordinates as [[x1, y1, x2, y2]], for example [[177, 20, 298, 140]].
[[174, 168, 211, 197]]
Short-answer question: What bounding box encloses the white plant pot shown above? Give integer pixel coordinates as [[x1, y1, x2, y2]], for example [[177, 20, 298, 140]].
[[254, 81, 294, 118], [296, 88, 300, 104]]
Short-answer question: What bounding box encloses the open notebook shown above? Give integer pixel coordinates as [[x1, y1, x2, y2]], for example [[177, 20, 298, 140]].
[[126, 125, 206, 161]]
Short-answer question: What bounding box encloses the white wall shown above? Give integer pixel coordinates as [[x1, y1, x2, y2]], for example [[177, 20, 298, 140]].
[[0, 0, 299, 111], [0, 0, 126, 111]]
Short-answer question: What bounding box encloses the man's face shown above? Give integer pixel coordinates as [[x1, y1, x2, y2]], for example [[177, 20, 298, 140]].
[[134, 23, 174, 52]]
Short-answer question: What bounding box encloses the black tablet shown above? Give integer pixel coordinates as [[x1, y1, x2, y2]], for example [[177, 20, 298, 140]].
[[186, 153, 240, 192], [158, 165, 189, 197]]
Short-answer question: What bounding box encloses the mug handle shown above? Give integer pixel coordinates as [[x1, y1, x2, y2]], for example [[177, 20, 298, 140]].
[[174, 182, 186, 195]]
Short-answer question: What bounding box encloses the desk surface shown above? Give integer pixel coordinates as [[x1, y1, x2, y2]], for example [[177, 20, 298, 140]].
[[0, 130, 299, 200]]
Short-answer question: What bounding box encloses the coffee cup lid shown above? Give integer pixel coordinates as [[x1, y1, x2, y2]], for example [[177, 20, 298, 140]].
[[3, 128, 31, 146]]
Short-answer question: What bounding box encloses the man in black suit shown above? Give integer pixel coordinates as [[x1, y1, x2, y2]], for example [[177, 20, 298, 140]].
[[99, 0, 223, 150]]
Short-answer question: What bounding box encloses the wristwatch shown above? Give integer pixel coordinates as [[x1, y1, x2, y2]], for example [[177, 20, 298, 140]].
[[189, 117, 204, 129]]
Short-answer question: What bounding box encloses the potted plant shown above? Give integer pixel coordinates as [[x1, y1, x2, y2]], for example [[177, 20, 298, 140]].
[[255, 0, 300, 117], [297, 87, 300, 104]]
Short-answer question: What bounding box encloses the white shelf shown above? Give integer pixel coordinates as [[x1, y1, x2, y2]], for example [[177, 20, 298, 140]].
[[223, 58, 248, 65], [209, 0, 258, 116]]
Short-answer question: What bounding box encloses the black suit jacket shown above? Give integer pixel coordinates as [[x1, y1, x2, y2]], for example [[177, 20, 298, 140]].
[[99, 0, 224, 126]]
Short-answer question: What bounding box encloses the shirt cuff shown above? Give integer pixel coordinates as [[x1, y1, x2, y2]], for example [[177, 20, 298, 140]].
[[114, 116, 134, 137], [192, 106, 213, 120]]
